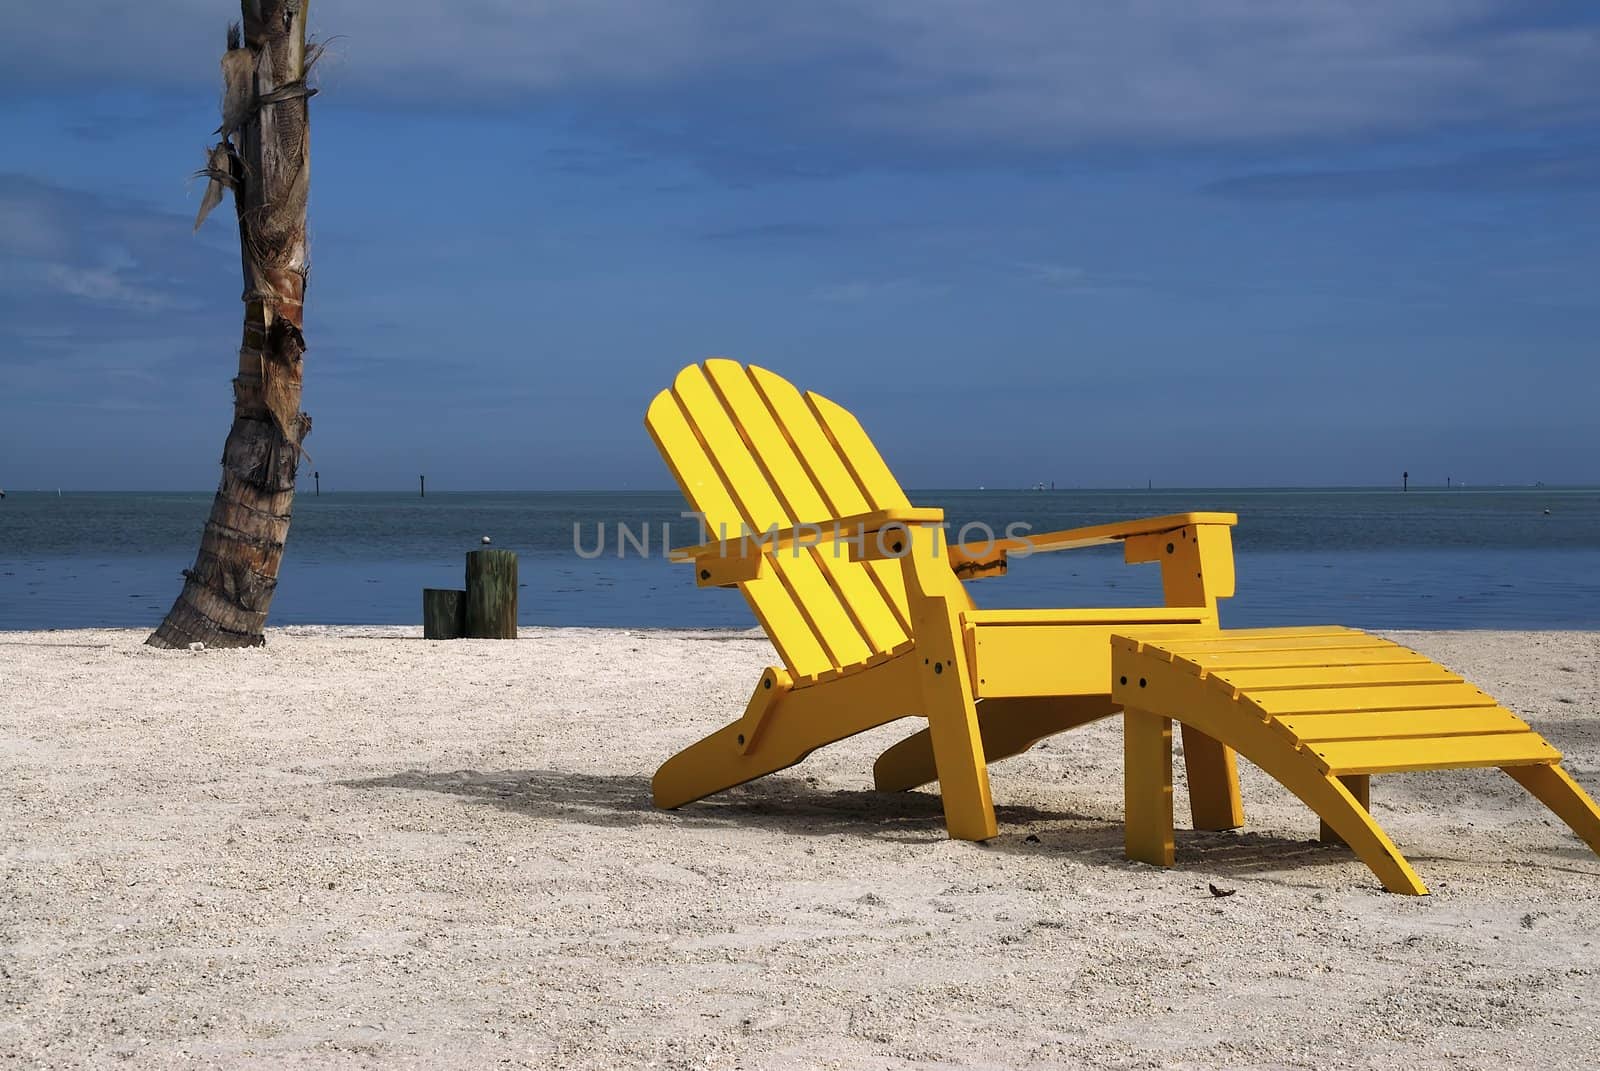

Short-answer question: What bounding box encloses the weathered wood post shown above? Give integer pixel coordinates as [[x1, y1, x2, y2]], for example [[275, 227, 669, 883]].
[[422, 588, 466, 640], [465, 549, 518, 639]]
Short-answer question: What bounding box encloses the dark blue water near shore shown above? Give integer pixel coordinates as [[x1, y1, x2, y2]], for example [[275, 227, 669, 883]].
[[2, 489, 1597, 630]]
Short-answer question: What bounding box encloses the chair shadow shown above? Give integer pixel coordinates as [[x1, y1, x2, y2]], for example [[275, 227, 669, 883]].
[[342, 765, 1398, 885], [983, 816, 1387, 888], [341, 766, 1089, 844]]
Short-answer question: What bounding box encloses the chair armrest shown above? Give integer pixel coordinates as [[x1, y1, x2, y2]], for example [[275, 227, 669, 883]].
[[950, 512, 1235, 563], [949, 511, 1238, 605], [669, 507, 945, 587], [1029, 511, 1236, 553]]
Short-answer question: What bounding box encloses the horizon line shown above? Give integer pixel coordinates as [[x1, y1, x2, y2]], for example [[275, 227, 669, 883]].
[[4, 483, 1596, 495]]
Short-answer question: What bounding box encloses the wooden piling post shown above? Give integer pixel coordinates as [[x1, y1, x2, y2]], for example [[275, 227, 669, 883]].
[[465, 549, 518, 639], [420, 474, 426, 498], [422, 588, 466, 639]]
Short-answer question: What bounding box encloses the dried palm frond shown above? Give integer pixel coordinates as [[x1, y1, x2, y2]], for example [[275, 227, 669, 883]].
[[217, 39, 256, 143], [257, 80, 317, 106], [192, 142, 238, 232]]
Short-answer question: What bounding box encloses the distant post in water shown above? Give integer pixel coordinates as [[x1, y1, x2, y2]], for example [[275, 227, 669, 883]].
[[465, 549, 518, 639], [1402, 470, 1409, 492], [420, 474, 426, 498], [314, 470, 320, 496]]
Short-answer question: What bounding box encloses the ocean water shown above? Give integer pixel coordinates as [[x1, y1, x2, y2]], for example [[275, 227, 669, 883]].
[[1, 488, 1597, 631]]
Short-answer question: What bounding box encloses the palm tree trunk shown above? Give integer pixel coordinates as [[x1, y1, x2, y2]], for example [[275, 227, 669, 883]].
[[149, 0, 314, 649]]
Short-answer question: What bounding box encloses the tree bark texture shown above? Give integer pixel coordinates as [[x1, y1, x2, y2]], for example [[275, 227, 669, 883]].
[[149, 0, 315, 649]]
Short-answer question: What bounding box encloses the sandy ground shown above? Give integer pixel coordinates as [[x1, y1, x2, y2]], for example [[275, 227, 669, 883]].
[[2, 627, 1598, 1069]]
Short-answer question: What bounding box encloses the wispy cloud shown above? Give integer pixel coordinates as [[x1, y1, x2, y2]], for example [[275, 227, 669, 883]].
[[701, 222, 841, 244], [1204, 145, 1600, 199], [541, 144, 652, 178], [1018, 261, 1145, 296], [811, 278, 950, 303], [0, 173, 232, 401], [40, 263, 180, 310], [5, 2, 1597, 161]]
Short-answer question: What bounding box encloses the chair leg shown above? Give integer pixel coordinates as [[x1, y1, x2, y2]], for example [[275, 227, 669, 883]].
[[652, 658, 918, 810], [873, 696, 1117, 793], [1298, 772, 1427, 894], [1181, 724, 1245, 831], [895, 533, 997, 841], [1320, 774, 1369, 844], [653, 718, 784, 809], [1116, 649, 1428, 893], [920, 658, 998, 841], [1504, 764, 1600, 855], [1125, 707, 1175, 867]]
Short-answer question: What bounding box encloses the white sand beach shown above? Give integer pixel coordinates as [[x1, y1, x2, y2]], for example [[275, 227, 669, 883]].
[[3, 627, 1598, 1068]]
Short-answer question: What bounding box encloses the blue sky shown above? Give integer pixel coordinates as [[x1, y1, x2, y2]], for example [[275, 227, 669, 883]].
[[2, 1, 1598, 491]]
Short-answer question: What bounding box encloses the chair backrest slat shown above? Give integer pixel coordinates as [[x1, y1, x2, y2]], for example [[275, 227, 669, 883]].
[[649, 360, 934, 678], [705, 361, 910, 655], [807, 387, 971, 610], [672, 366, 873, 670], [646, 383, 835, 677], [804, 391, 912, 512], [747, 365, 914, 637]]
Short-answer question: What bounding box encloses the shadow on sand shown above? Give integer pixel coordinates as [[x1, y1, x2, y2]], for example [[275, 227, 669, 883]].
[[342, 765, 1381, 886]]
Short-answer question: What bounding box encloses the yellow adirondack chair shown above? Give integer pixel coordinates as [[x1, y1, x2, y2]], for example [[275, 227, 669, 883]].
[[647, 359, 1600, 893]]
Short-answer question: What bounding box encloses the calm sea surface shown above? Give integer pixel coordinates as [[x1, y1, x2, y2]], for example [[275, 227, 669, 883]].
[[1, 489, 1597, 631]]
